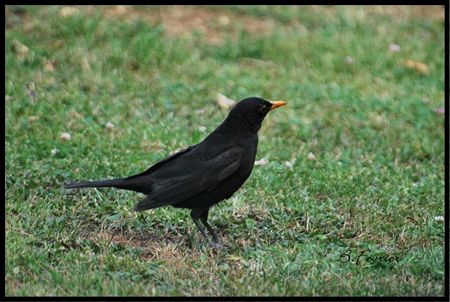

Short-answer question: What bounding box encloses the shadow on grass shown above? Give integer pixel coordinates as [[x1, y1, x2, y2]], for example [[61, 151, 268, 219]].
[[80, 222, 237, 259]]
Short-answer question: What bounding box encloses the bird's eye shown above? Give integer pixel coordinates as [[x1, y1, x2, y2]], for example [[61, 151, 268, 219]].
[[259, 105, 267, 112]]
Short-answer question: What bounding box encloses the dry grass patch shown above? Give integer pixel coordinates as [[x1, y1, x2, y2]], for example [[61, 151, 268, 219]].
[[88, 5, 274, 44]]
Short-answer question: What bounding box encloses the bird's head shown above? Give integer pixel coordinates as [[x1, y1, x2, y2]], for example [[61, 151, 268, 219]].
[[224, 97, 286, 133]]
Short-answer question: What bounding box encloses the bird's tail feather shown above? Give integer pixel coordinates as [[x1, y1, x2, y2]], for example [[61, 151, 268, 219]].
[[133, 195, 163, 212], [64, 178, 125, 189]]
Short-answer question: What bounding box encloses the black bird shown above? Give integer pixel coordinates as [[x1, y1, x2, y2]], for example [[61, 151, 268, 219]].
[[65, 97, 286, 247]]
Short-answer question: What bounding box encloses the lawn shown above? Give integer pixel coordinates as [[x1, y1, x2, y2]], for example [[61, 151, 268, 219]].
[[5, 5, 445, 296]]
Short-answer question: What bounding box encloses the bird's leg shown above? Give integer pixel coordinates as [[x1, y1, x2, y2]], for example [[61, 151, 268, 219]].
[[192, 218, 213, 245], [200, 211, 227, 250], [191, 209, 224, 249], [202, 220, 220, 243], [200, 211, 220, 244]]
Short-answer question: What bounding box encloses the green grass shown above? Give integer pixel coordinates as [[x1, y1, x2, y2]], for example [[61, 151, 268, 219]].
[[5, 5, 445, 296]]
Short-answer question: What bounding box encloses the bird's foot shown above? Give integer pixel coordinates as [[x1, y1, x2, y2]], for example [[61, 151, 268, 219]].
[[209, 241, 227, 250]]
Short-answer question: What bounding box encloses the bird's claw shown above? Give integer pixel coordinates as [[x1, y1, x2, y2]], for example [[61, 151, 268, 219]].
[[210, 241, 226, 250]]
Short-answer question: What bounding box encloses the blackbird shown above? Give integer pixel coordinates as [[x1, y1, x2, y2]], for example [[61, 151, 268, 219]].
[[65, 97, 286, 246]]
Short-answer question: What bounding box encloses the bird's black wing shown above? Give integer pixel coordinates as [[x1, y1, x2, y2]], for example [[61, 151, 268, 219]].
[[133, 146, 243, 211], [126, 144, 199, 180]]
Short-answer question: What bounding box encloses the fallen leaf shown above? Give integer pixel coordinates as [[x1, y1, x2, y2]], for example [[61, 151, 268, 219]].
[[59, 6, 79, 17], [60, 132, 71, 141], [254, 158, 269, 166], [434, 216, 444, 222], [28, 116, 39, 122], [218, 15, 230, 27], [51, 148, 59, 156], [105, 122, 114, 130], [388, 43, 401, 53], [284, 161, 294, 169], [217, 93, 236, 109], [403, 59, 429, 75], [345, 56, 354, 65], [434, 108, 444, 115]]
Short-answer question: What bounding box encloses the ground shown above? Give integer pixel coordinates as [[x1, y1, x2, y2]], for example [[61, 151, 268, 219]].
[[5, 5, 445, 296]]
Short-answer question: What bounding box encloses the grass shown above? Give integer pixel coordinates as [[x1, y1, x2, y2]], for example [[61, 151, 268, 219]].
[[5, 5, 445, 296]]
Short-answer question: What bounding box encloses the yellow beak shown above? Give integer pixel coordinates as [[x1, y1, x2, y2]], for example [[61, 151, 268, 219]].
[[270, 101, 287, 111]]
